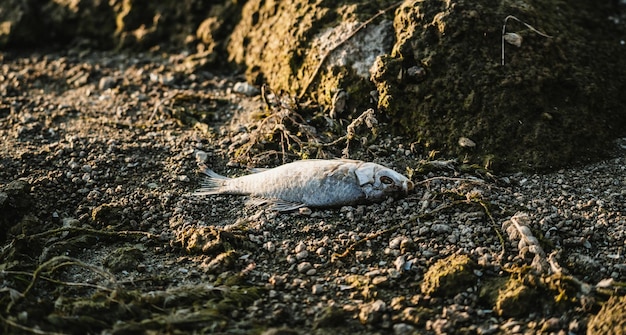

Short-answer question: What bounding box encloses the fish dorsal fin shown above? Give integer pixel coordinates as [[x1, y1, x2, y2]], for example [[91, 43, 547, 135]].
[[354, 163, 376, 186], [248, 167, 270, 174]]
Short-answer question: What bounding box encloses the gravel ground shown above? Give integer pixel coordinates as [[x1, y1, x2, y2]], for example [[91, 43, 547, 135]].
[[1, 50, 625, 334]]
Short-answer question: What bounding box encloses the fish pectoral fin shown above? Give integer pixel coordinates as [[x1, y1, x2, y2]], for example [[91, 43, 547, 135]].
[[245, 197, 306, 212], [269, 200, 307, 212]]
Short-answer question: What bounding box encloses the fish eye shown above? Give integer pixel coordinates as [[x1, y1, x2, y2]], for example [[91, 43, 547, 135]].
[[380, 176, 394, 185]]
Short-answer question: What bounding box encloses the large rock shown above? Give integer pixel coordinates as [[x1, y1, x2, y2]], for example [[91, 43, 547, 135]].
[[111, 0, 237, 50], [227, 1, 395, 112], [42, 0, 116, 48], [371, 0, 626, 170], [0, 0, 42, 47], [0, 0, 239, 52]]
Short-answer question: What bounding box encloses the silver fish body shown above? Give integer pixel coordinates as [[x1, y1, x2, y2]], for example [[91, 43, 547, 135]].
[[193, 159, 413, 211]]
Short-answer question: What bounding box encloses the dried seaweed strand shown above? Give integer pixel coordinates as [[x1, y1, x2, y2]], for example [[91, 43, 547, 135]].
[[322, 108, 378, 157], [26, 226, 159, 242], [475, 198, 506, 260], [415, 176, 491, 187], [2, 270, 114, 292], [0, 314, 67, 335], [6, 256, 117, 313], [298, 1, 404, 100], [237, 90, 322, 163], [502, 212, 550, 273]]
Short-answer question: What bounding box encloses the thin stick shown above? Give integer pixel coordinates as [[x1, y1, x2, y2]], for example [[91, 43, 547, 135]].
[[475, 199, 506, 260], [298, 1, 404, 100], [501, 15, 552, 66]]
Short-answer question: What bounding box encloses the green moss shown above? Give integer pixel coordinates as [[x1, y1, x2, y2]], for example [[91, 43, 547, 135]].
[[396, 306, 434, 327], [420, 254, 477, 297], [494, 276, 538, 317], [103, 246, 144, 272], [91, 203, 123, 226], [371, 0, 626, 171], [478, 276, 508, 306], [229, 0, 334, 94], [587, 295, 626, 335], [313, 305, 348, 329]]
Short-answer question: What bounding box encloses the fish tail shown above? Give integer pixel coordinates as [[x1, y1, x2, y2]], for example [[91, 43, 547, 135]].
[[192, 167, 231, 195]]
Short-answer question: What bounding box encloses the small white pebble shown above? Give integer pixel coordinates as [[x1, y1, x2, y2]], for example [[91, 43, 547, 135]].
[[195, 150, 208, 163], [263, 241, 276, 252]]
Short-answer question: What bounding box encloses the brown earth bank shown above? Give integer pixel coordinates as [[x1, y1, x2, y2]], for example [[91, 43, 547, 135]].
[[1, 0, 626, 170]]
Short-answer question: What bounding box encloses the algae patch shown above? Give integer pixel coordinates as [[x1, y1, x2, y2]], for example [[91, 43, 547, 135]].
[[493, 276, 538, 317], [421, 254, 477, 297], [587, 295, 626, 335], [103, 246, 145, 273]]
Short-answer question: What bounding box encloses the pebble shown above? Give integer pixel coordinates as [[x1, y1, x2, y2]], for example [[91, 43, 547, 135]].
[[393, 255, 406, 271], [312, 284, 324, 295], [232, 82, 260, 96], [458, 137, 476, 148], [297, 262, 312, 273], [541, 317, 561, 332], [298, 207, 312, 216], [294, 241, 307, 253], [195, 150, 208, 163], [431, 223, 452, 233], [264, 241, 276, 252], [358, 300, 386, 324], [295, 250, 309, 260], [98, 76, 116, 90], [393, 323, 416, 335], [477, 324, 499, 335], [389, 236, 408, 250]]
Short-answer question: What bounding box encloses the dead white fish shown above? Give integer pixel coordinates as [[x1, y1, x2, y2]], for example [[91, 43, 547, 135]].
[[193, 159, 414, 211]]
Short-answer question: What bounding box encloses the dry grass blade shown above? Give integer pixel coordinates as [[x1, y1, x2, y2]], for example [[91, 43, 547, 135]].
[[501, 15, 552, 66]]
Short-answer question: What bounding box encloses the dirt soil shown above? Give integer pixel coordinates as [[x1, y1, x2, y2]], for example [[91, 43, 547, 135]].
[[1, 50, 625, 334]]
